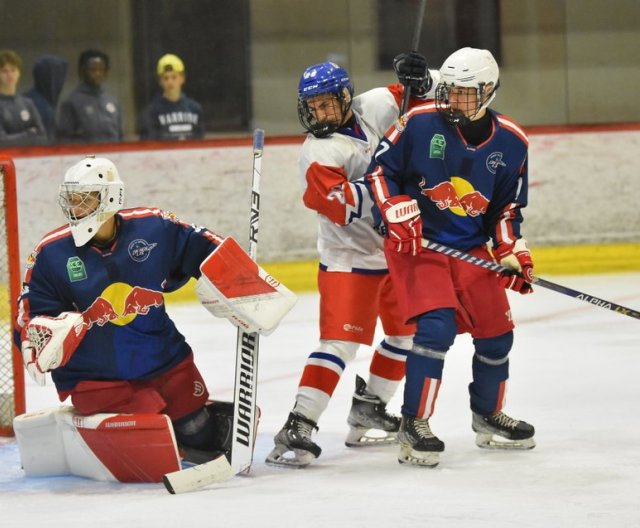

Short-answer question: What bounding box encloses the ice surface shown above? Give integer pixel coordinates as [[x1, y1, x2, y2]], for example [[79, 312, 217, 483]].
[[1, 273, 639, 528]]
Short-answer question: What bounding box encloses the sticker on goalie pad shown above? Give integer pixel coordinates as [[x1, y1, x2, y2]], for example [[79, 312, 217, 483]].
[[14, 406, 181, 483], [196, 237, 297, 336]]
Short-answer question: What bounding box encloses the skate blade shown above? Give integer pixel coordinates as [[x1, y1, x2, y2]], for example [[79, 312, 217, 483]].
[[345, 426, 398, 448], [475, 432, 536, 450], [265, 445, 316, 468], [397, 443, 440, 467]]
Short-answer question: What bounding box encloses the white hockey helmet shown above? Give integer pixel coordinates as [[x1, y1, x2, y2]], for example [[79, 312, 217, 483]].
[[58, 156, 125, 246], [436, 47, 500, 125]]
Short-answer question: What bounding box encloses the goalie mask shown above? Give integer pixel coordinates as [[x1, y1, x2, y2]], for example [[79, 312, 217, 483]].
[[435, 47, 500, 127], [297, 61, 354, 138], [58, 156, 125, 246]]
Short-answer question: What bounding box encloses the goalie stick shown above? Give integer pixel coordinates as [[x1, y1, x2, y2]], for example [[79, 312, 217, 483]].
[[163, 129, 265, 494], [399, 0, 428, 115], [421, 239, 640, 321]]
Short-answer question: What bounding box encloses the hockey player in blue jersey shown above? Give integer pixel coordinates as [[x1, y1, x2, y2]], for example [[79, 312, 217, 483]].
[[366, 47, 535, 467], [14, 156, 292, 482]]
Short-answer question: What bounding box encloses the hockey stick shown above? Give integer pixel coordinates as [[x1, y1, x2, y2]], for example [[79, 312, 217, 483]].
[[421, 239, 640, 321], [163, 129, 265, 494], [399, 0, 428, 115]]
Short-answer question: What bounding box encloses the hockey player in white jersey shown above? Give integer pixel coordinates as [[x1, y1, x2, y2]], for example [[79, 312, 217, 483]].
[[266, 55, 437, 467]]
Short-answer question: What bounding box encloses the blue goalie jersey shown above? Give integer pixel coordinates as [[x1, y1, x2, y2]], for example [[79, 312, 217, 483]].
[[16, 208, 223, 392]]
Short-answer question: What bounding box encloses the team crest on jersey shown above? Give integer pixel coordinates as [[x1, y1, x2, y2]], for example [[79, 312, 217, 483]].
[[486, 152, 507, 174], [395, 114, 407, 132], [430, 134, 446, 159], [128, 239, 158, 262], [26, 250, 38, 269], [67, 257, 87, 282]]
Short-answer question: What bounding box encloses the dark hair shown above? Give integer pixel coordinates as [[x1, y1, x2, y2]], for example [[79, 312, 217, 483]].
[[78, 49, 110, 73]]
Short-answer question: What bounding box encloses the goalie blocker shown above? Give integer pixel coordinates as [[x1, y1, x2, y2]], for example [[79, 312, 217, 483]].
[[196, 237, 296, 334]]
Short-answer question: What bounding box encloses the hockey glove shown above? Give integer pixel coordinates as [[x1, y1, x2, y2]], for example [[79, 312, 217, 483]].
[[393, 51, 432, 98], [493, 238, 534, 294], [381, 195, 422, 256], [21, 312, 87, 385]]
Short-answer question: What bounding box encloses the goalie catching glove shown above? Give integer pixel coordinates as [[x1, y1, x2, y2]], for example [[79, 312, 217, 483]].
[[493, 238, 534, 295], [21, 312, 87, 385], [196, 237, 297, 335]]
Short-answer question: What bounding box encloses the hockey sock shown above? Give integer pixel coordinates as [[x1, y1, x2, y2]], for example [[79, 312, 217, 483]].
[[469, 331, 513, 415]]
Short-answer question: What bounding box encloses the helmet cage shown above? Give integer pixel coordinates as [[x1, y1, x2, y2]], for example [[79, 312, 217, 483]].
[[435, 80, 499, 126], [297, 89, 352, 138], [58, 157, 124, 246]]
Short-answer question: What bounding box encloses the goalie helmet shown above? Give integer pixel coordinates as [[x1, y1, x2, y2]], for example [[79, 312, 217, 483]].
[[435, 47, 500, 126], [58, 156, 125, 246], [297, 61, 354, 138]]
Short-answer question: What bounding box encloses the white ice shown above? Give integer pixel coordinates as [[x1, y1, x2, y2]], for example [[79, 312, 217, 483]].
[[1, 273, 639, 528]]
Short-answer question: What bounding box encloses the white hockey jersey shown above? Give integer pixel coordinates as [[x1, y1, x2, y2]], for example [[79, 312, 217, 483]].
[[299, 85, 405, 272]]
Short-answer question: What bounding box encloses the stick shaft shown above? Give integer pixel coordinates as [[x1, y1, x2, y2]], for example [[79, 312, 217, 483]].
[[400, 0, 428, 115], [422, 239, 640, 320]]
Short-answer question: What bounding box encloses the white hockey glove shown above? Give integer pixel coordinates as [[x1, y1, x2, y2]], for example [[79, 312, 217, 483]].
[[21, 312, 87, 385], [196, 237, 297, 336]]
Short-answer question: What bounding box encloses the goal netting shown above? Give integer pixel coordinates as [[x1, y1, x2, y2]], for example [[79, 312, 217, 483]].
[[0, 158, 24, 436]]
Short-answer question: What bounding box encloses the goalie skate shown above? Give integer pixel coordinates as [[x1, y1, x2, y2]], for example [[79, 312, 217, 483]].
[[472, 411, 536, 450], [397, 415, 444, 468], [345, 375, 400, 447], [265, 412, 321, 468]]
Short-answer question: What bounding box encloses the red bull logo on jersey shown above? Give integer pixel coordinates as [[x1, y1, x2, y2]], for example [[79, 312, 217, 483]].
[[419, 177, 489, 217], [83, 283, 164, 330]]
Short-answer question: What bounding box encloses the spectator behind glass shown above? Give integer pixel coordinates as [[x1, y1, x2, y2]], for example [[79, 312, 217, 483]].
[[57, 49, 123, 143], [0, 49, 47, 147], [24, 54, 68, 142], [139, 53, 204, 141]]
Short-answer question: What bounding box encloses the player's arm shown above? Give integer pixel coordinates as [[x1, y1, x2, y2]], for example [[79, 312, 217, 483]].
[[365, 123, 422, 256], [15, 249, 86, 384], [389, 51, 440, 108], [487, 157, 534, 292]]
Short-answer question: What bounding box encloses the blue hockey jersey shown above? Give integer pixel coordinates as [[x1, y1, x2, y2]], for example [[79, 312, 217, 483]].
[[366, 102, 529, 251], [16, 208, 223, 393]]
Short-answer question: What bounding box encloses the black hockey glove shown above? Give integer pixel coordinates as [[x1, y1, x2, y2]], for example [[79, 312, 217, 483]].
[[393, 51, 432, 96]]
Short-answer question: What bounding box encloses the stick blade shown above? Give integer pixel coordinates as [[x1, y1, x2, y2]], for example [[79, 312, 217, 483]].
[[163, 455, 234, 494]]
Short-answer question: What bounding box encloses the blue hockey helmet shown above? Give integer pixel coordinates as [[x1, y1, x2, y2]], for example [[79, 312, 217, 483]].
[[297, 61, 354, 138]]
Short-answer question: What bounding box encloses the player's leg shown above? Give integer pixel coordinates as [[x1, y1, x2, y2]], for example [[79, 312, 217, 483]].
[[345, 274, 413, 447], [266, 269, 371, 467], [455, 247, 535, 450], [385, 249, 458, 467]]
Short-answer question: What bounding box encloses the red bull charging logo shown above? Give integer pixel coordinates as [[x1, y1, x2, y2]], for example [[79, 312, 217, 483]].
[[418, 177, 489, 217], [83, 283, 164, 329]]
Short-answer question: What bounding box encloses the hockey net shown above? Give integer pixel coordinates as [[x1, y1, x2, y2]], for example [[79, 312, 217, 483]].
[[0, 158, 24, 436]]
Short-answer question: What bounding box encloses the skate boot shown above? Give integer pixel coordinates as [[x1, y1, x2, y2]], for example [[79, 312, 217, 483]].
[[265, 412, 321, 468], [472, 411, 535, 450], [397, 414, 445, 467], [345, 374, 401, 447]]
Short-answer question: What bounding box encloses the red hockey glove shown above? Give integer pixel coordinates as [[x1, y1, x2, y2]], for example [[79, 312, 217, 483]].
[[381, 195, 422, 256], [493, 238, 534, 295]]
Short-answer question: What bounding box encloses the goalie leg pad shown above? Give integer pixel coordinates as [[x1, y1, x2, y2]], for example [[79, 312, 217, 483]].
[[14, 406, 181, 483], [196, 237, 297, 335]]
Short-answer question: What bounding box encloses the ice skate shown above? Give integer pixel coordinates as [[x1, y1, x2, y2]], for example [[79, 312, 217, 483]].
[[265, 412, 321, 468], [345, 374, 401, 447], [472, 411, 535, 450], [397, 414, 444, 467]]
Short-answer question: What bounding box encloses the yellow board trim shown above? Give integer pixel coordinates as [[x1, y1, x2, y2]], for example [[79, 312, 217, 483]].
[[164, 243, 640, 303]]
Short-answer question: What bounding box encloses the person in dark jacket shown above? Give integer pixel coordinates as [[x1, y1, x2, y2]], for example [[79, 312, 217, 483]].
[[57, 49, 123, 143], [139, 54, 204, 141], [0, 49, 47, 147], [24, 54, 68, 142]]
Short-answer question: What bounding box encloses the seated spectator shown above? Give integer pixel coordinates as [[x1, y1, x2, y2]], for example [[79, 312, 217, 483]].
[[57, 49, 123, 143], [139, 54, 204, 141], [0, 49, 47, 147], [24, 54, 68, 142]]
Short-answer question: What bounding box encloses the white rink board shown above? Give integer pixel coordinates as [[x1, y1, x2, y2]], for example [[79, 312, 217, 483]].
[[13, 129, 640, 266]]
